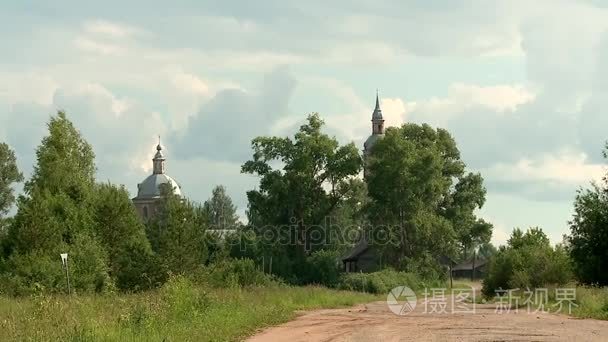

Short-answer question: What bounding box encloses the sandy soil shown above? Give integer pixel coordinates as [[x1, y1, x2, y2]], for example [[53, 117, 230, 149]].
[[247, 298, 608, 341]]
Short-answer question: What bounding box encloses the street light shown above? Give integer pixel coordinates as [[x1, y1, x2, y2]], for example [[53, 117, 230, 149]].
[[60, 253, 71, 295]]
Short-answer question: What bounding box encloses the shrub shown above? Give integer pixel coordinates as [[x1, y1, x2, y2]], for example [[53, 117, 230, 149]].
[[205, 258, 279, 288], [303, 250, 341, 286], [402, 252, 448, 281], [482, 228, 572, 297], [337, 269, 425, 294]]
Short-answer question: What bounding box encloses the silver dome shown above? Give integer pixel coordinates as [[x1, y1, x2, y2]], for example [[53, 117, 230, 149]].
[[137, 173, 182, 198]]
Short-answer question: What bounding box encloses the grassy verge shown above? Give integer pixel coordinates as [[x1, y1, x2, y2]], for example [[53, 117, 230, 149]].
[[0, 277, 380, 341]]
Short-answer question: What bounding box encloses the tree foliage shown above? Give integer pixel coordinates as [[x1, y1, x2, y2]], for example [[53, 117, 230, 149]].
[[365, 123, 491, 266], [1, 111, 115, 293], [482, 227, 572, 296], [568, 143, 608, 285], [241, 113, 362, 280], [0, 143, 24, 218], [146, 187, 208, 275], [203, 185, 240, 231]]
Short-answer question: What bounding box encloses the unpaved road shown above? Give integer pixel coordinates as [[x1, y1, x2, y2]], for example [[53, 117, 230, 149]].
[[248, 300, 608, 341]]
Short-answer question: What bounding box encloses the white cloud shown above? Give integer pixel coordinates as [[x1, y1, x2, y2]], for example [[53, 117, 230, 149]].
[[73, 36, 125, 55], [83, 20, 143, 38], [481, 151, 605, 185]]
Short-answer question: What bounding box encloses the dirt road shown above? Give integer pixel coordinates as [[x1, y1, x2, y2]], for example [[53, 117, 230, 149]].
[[248, 299, 608, 341]]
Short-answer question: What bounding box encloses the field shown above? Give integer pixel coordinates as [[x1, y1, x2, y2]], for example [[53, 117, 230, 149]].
[[0, 277, 379, 341]]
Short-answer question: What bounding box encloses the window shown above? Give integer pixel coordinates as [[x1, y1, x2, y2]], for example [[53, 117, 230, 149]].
[[143, 206, 148, 219]]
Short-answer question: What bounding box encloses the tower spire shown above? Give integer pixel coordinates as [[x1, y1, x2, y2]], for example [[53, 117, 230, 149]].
[[153, 137, 165, 174], [371, 90, 384, 135]]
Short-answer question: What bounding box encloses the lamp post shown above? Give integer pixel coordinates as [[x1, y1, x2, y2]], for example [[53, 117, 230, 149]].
[[60, 253, 71, 295]]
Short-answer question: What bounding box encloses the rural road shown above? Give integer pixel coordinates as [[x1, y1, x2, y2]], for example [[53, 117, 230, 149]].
[[248, 297, 608, 341]]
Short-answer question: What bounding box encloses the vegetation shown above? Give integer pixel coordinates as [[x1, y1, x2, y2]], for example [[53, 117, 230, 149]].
[[1, 106, 607, 340], [0, 276, 379, 341], [366, 123, 492, 269], [482, 227, 572, 297], [568, 143, 608, 286]]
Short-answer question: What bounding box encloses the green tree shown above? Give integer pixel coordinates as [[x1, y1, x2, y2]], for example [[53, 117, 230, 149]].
[[0, 143, 24, 218], [3, 111, 111, 294], [482, 227, 572, 296], [568, 143, 608, 285], [93, 183, 161, 290], [146, 188, 208, 275], [366, 123, 491, 266], [203, 185, 240, 230], [241, 113, 362, 280]]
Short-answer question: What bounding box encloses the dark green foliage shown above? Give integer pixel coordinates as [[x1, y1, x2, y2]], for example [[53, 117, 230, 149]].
[[303, 250, 341, 286], [402, 252, 448, 281], [0, 143, 24, 217], [1, 112, 111, 295], [203, 185, 241, 231], [366, 123, 491, 267], [205, 258, 278, 287], [93, 183, 159, 291], [482, 227, 572, 297], [337, 269, 425, 294], [568, 145, 608, 285], [146, 190, 208, 275], [241, 113, 362, 280]]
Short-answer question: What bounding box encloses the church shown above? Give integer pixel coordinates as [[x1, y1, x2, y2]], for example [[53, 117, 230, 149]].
[[132, 140, 182, 220], [343, 92, 386, 273]]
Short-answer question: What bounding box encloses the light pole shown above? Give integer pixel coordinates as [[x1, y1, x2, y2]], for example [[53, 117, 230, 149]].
[[60, 253, 71, 295]]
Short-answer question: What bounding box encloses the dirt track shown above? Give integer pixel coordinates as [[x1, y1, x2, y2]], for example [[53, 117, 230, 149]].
[[247, 299, 608, 341]]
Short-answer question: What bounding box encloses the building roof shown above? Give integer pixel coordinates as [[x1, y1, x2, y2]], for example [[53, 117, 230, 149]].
[[371, 92, 383, 121], [363, 133, 383, 151], [342, 239, 369, 262], [451, 258, 488, 271], [135, 173, 182, 198], [134, 140, 182, 199]]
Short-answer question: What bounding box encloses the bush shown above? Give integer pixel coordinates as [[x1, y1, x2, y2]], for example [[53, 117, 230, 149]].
[[303, 250, 341, 286], [482, 228, 572, 297], [205, 258, 279, 288], [337, 269, 425, 294], [402, 252, 448, 281]]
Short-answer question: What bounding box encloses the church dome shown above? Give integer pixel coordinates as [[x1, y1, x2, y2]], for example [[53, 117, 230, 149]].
[[137, 173, 182, 198], [134, 139, 182, 199], [364, 133, 383, 152]]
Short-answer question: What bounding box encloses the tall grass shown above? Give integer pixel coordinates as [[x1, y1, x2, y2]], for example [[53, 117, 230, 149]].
[[571, 286, 608, 320], [0, 277, 379, 341]]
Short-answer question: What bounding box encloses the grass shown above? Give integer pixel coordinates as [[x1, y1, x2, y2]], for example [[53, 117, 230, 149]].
[[0, 277, 380, 341], [570, 286, 608, 320]]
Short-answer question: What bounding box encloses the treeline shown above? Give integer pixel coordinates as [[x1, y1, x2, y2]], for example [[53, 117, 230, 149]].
[[481, 143, 608, 295], [0, 110, 493, 295]]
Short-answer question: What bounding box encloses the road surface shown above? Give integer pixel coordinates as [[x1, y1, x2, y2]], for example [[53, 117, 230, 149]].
[[248, 299, 608, 341]]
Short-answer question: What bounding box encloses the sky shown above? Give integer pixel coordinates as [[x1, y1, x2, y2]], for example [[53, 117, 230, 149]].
[[2, 0, 608, 246]]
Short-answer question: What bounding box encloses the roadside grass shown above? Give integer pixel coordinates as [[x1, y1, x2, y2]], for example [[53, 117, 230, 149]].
[[477, 283, 608, 320], [0, 277, 380, 341]]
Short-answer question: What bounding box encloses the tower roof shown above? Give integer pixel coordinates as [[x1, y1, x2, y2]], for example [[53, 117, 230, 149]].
[[372, 90, 383, 121], [154, 136, 165, 160]]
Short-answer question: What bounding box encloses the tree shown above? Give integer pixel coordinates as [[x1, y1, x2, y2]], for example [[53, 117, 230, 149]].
[[146, 187, 208, 275], [0, 143, 24, 218], [241, 113, 362, 280], [568, 143, 608, 285], [93, 183, 161, 290], [482, 227, 572, 296], [203, 185, 240, 230], [3, 111, 111, 294], [366, 123, 491, 267]]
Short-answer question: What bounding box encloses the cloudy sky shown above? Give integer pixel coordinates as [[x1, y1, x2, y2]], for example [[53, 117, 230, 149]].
[[2, 0, 608, 245]]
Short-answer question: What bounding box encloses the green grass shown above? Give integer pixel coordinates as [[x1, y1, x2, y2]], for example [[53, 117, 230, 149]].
[[0, 277, 380, 341], [570, 286, 608, 320]]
